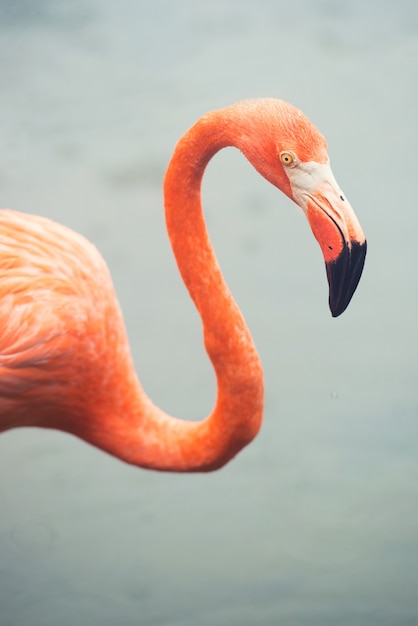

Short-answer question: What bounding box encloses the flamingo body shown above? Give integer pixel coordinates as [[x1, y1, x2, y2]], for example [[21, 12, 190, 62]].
[[0, 99, 366, 471]]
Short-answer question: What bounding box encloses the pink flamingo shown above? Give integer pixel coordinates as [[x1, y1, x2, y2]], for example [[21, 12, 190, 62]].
[[0, 99, 366, 471]]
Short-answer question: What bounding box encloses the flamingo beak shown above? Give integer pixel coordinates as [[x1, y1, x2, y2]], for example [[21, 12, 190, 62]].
[[306, 183, 367, 317]]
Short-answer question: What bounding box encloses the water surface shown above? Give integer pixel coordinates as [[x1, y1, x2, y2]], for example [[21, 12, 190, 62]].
[[0, 1, 417, 624]]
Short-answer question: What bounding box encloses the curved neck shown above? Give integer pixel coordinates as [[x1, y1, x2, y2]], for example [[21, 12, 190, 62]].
[[157, 108, 264, 469]]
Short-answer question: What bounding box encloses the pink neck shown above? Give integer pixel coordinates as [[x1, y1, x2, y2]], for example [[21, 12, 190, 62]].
[[157, 108, 264, 470]]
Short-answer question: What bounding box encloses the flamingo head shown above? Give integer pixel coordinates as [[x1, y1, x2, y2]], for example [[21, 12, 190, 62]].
[[237, 98, 367, 317]]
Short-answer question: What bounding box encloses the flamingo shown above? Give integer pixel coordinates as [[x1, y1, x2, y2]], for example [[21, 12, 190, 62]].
[[0, 98, 366, 472]]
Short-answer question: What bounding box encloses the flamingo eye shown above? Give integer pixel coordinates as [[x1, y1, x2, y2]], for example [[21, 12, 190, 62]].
[[280, 151, 295, 166]]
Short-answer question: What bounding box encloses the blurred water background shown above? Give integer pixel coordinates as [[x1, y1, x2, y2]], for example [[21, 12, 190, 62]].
[[0, 1, 417, 624]]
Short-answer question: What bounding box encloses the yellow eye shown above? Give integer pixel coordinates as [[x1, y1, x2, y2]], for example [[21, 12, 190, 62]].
[[280, 151, 294, 165]]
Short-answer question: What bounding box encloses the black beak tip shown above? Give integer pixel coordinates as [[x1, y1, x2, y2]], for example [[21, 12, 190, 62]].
[[326, 240, 367, 317]]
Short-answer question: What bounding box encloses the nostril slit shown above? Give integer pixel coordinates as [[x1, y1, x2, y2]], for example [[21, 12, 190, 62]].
[[340, 195, 345, 201]]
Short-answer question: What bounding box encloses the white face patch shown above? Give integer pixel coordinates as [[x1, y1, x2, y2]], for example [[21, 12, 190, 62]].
[[281, 156, 345, 216], [279, 152, 366, 245]]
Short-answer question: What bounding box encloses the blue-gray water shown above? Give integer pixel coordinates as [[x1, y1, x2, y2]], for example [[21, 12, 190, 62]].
[[0, 1, 417, 624]]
